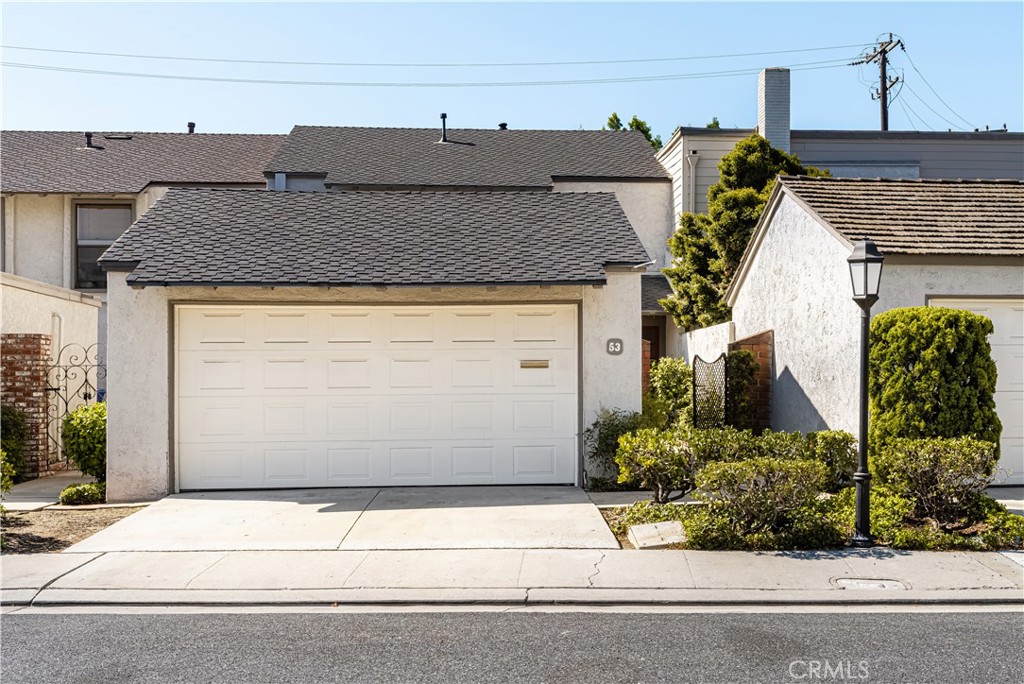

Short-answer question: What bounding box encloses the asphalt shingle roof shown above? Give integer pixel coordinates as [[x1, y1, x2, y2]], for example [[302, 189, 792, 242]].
[[266, 126, 670, 188], [100, 188, 649, 286], [1, 131, 285, 194], [780, 177, 1024, 256], [641, 274, 673, 312]]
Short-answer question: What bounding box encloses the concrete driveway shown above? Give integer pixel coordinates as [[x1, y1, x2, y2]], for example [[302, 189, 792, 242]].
[[65, 486, 619, 553]]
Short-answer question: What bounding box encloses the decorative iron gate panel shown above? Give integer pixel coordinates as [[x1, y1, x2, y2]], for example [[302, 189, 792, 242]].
[[45, 343, 105, 469], [692, 353, 727, 429]]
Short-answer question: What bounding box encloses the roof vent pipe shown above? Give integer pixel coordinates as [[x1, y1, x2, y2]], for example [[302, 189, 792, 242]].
[[439, 113, 448, 143], [498, 123, 508, 130], [187, 122, 196, 134], [85, 132, 94, 148]]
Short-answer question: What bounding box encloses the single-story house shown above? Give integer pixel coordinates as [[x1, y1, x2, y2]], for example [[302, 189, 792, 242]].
[[99, 188, 650, 501], [724, 176, 1024, 484]]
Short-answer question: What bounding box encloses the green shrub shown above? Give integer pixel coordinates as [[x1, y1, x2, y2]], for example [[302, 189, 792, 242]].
[[807, 431, 858, 491], [58, 482, 106, 506], [869, 307, 1001, 450], [682, 425, 757, 463], [872, 436, 997, 525], [615, 428, 702, 503], [753, 429, 810, 460], [649, 356, 692, 423], [605, 500, 691, 538], [694, 457, 828, 535], [725, 349, 758, 429], [584, 397, 670, 484], [1, 449, 14, 499], [0, 405, 29, 482], [683, 500, 842, 551], [826, 485, 916, 545], [62, 402, 107, 481]]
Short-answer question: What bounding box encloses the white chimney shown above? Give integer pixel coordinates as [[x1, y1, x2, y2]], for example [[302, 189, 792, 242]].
[[758, 68, 791, 152]]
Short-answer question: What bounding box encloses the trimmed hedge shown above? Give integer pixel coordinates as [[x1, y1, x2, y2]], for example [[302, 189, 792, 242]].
[[62, 403, 107, 482], [0, 405, 29, 482], [58, 482, 106, 506], [616, 428, 700, 503], [869, 306, 1001, 450], [648, 356, 692, 423]]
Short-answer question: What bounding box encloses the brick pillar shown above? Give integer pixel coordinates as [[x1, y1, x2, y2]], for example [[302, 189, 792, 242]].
[[729, 330, 773, 433], [641, 339, 652, 394], [1, 333, 52, 479]]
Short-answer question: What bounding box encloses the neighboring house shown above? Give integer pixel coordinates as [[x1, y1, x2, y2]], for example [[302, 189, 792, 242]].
[[657, 69, 1024, 217], [722, 177, 1023, 484], [0, 129, 286, 347], [98, 125, 673, 500]]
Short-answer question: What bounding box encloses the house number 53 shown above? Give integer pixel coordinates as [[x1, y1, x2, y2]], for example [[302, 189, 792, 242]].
[[606, 338, 623, 355]]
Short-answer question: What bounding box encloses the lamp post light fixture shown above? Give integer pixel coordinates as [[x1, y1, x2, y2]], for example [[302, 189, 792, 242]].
[[848, 239, 885, 548]]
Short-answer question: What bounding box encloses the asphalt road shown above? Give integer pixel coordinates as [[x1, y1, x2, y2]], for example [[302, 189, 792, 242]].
[[2, 609, 1022, 683]]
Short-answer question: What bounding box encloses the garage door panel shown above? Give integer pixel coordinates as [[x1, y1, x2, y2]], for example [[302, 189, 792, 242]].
[[177, 304, 578, 489]]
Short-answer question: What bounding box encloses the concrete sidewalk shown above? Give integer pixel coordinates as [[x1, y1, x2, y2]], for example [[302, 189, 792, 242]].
[[3, 548, 1022, 607], [2, 471, 92, 512]]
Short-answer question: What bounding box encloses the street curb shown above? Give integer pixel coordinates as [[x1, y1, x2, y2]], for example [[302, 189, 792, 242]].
[[13, 587, 1024, 608]]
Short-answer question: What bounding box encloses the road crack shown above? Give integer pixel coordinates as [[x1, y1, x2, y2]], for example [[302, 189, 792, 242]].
[[586, 552, 606, 588]]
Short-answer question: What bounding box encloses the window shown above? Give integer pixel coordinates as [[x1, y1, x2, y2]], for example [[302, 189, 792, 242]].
[[76, 204, 132, 289]]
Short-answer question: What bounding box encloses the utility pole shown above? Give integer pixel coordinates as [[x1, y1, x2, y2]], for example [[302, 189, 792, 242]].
[[852, 34, 904, 131]]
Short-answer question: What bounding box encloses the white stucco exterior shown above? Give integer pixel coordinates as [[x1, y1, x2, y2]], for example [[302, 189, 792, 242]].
[[730, 192, 1024, 438], [0, 272, 101, 358], [553, 181, 674, 269], [105, 270, 643, 501]]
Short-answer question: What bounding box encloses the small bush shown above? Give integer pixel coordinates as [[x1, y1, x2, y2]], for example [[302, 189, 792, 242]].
[[682, 425, 757, 463], [62, 403, 107, 482], [725, 349, 758, 429], [615, 428, 701, 503], [1, 449, 15, 499], [753, 429, 810, 461], [58, 482, 106, 506], [0, 405, 29, 482], [694, 457, 829, 535], [649, 357, 692, 422], [684, 500, 842, 551], [807, 431, 858, 491], [605, 500, 690, 538], [869, 307, 1001, 450], [873, 437, 997, 525], [585, 397, 670, 484]]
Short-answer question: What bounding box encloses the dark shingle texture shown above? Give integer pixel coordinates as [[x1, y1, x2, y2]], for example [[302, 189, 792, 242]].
[[100, 188, 649, 286], [1, 131, 285, 193], [267, 126, 669, 187], [641, 274, 673, 312], [781, 177, 1024, 256]]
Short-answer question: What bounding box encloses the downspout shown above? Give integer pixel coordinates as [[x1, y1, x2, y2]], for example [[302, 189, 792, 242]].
[[685, 150, 700, 213]]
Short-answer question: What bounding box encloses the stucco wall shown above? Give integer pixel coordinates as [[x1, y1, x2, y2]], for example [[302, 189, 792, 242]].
[[681, 321, 734, 366], [732, 195, 860, 435], [0, 273, 100, 359], [553, 181, 674, 270], [105, 271, 642, 501], [733, 194, 1024, 438], [4, 195, 66, 286]]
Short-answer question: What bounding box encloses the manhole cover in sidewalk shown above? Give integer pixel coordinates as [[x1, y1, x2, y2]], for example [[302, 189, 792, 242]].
[[833, 578, 907, 590]]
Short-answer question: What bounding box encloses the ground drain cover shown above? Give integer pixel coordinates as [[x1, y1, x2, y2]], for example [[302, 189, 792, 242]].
[[834, 578, 907, 590]]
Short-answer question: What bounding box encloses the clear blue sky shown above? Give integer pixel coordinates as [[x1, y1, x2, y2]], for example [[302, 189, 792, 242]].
[[2, 2, 1021, 137]]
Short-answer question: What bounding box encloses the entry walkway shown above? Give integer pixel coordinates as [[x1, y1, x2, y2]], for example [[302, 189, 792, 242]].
[[2, 472, 92, 512]]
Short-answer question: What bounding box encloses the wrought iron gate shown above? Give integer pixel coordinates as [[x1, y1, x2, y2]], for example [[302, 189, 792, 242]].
[[45, 343, 105, 469], [691, 353, 727, 429]]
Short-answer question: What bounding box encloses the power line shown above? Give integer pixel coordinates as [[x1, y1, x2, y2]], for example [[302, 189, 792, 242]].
[[902, 82, 968, 131], [0, 42, 871, 69], [899, 45, 976, 129], [0, 58, 855, 88]]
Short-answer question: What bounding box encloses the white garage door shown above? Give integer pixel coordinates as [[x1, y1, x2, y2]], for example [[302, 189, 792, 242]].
[[176, 304, 578, 489], [931, 298, 1024, 485]]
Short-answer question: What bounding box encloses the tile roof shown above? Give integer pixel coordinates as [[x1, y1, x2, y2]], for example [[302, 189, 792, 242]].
[[780, 177, 1024, 256], [641, 274, 673, 312], [266, 126, 669, 187], [100, 188, 649, 286], [1, 131, 285, 194]]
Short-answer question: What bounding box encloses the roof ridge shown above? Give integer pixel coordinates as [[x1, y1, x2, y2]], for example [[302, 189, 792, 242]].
[[779, 176, 1024, 185]]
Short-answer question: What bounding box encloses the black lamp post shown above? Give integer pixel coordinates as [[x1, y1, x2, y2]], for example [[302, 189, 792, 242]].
[[847, 239, 884, 548]]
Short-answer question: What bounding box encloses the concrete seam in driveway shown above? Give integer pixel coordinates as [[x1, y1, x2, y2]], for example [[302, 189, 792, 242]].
[[335, 488, 381, 550]]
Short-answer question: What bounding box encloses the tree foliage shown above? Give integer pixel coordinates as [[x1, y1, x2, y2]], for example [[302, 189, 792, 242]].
[[605, 112, 663, 150], [706, 116, 721, 129], [661, 134, 826, 329]]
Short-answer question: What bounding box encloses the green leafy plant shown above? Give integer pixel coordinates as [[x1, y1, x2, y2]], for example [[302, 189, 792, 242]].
[[807, 431, 857, 491], [869, 307, 1001, 450], [605, 112, 663, 150], [58, 482, 106, 506], [62, 402, 107, 481], [0, 405, 29, 482], [694, 457, 829, 535], [604, 500, 691, 538], [681, 425, 756, 463], [725, 349, 758, 429], [1, 448, 15, 503], [648, 356, 692, 423], [615, 428, 701, 504], [872, 436, 997, 525]]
